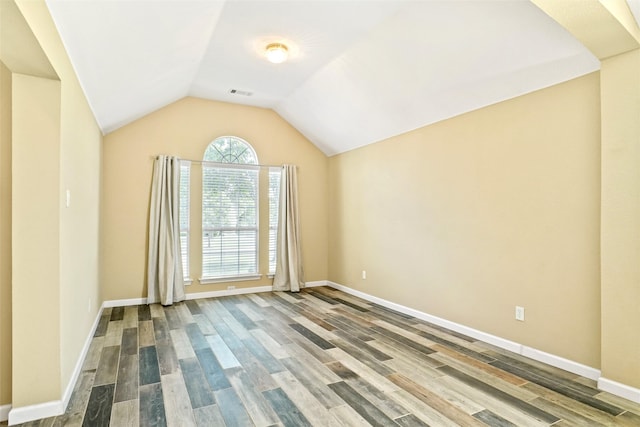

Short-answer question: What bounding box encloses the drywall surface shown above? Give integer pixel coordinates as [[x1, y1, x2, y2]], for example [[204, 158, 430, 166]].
[[329, 73, 601, 368]]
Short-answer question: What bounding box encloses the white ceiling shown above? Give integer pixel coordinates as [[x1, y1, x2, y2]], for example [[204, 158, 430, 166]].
[[46, 0, 602, 156]]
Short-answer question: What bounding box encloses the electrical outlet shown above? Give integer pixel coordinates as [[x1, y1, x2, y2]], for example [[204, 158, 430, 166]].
[[362, 270, 367, 280], [515, 306, 525, 321], [227, 285, 236, 290]]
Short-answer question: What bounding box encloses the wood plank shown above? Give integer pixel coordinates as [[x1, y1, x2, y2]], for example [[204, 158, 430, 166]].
[[82, 384, 115, 427], [176, 303, 195, 325], [52, 370, 96, 426], [437, 366, 560, 424], [164, 306, 183, 330], [157, 340, 180, 376], [83, 336, 105, 371], [214, 387, 255, 427], [393, 413, 430, 427], [387, 373, 486, 427], [490, 360, 624, 416], [242, 335, 286, 374], [431, 343, 526, 386], [345, 376, 410, 419], [262, 387, 313, 427], [280, 357, 345, 409], [289, 323, 335, 350], [121, 327, 138, 356], [150, 303, 166, 319], [110, 306, 125, 321], [138, 304, 151, 321], [94, 314, 110, 337], [185, 322, 209, 350], [170, 329, 196, 360], [94, 345, 120, 386], [139, 346, 161, 386], [153, 317, 171, 343], [193, 313, 216, 336], [225, 368, 280, 426], [104, 320, 124, 347], [472, 409, 517, 427], [193, 405, 226, 427], [325, 348, 399, 393], [179, 357, 215, 409], [161, 372, 197, 427], [114, 354, 138, 403], [110, 399, 139, 427], [206, 334, 241, 369], [139, 320, 156, 347], [250, 328, 289, 359], [195, 347, 231, 391], [139, 383, 167, 427], [327, 381, 398, 427]]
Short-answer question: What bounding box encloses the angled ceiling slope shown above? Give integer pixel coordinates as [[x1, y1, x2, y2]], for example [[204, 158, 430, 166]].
[[46, 0, 600, 156]]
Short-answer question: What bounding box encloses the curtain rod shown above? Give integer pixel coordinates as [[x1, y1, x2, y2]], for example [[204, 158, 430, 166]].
[[151, 155, 285, 169]]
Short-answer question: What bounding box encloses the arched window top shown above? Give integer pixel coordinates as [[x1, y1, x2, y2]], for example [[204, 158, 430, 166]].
[[204, 136, 258, 164]]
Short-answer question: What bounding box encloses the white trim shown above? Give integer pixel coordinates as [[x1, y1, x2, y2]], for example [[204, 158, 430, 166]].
[[103, 297, 147, 308], [61, 305, 105, 411], [8, 400, 63, 426], [199, 274, 262, 285], [185, 285, 273, 300], [305, 280, 329, 288], [7, 304, 107, 425], [598, 377, 640, 403], [326, 281, 601, 381], [522, 346, 600, 381], [1, 404, 11, 422]]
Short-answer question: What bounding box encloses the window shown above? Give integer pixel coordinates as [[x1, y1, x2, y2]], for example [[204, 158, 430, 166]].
[[202, 137, 259, 280], [179, 161, 190, 280], [268, 168, 281, 274]]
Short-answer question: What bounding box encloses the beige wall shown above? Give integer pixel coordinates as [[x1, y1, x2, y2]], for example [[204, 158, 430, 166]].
[[12, 73, 62, 406], [6, 0, 103, 411], [0, 61, 12, 407], [600, 49, 640, 388], [329, 73, 602, 368], [102, 97, 328, 300]]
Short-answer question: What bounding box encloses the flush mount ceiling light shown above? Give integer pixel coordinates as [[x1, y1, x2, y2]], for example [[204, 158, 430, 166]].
[[265, 43, 289, 64]]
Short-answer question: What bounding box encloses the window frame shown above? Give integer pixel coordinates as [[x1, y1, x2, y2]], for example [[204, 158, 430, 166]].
[[179, 160, 191, 283], [200, 137, 261, 283]]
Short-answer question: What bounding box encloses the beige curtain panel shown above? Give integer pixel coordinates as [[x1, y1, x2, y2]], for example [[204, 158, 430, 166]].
[[273, 164, 305, 292], [147, 155, 186, 305]]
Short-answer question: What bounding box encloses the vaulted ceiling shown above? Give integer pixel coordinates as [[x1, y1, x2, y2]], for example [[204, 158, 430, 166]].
[[45, 0, 613, 156]]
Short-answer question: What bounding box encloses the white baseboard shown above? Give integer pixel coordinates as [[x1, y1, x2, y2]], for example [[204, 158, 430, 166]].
[[185, 285, 273, 300], [0, 404, 11, 422], [598, 377, 640, 403], [521, 346, 600, 381], [8, 400, 63, 426], [62, 305, 105, 410], [8, 305, 106, 426], [103, 297, 147, 308], [305, 280, 329, 288], [326, 281, 602, 380]]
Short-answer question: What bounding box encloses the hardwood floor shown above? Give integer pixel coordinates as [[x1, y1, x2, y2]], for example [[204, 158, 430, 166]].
[[12, 286, 640, 426]]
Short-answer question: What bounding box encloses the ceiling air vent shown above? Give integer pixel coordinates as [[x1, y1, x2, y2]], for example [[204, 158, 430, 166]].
[[229, 89, 253, 96]]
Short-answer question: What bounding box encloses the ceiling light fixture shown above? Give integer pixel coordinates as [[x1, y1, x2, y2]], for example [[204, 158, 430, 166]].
[[265, 43, 289, 64]]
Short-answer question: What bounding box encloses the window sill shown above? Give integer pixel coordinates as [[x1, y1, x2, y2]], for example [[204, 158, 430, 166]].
[[199, 274, 262, 285], [184, 278, 193, 286]]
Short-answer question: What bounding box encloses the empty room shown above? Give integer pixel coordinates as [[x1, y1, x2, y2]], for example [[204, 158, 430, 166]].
[[1, 0, 640, 426]]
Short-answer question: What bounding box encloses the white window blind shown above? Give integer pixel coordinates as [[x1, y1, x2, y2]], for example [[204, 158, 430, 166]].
[[179, 161, 190, 280], [202, 137, 259, 279], [269, 168, 281, 274]]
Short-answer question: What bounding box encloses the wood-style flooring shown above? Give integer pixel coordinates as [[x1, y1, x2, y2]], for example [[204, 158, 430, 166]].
[[12, 286, 640, 426]]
